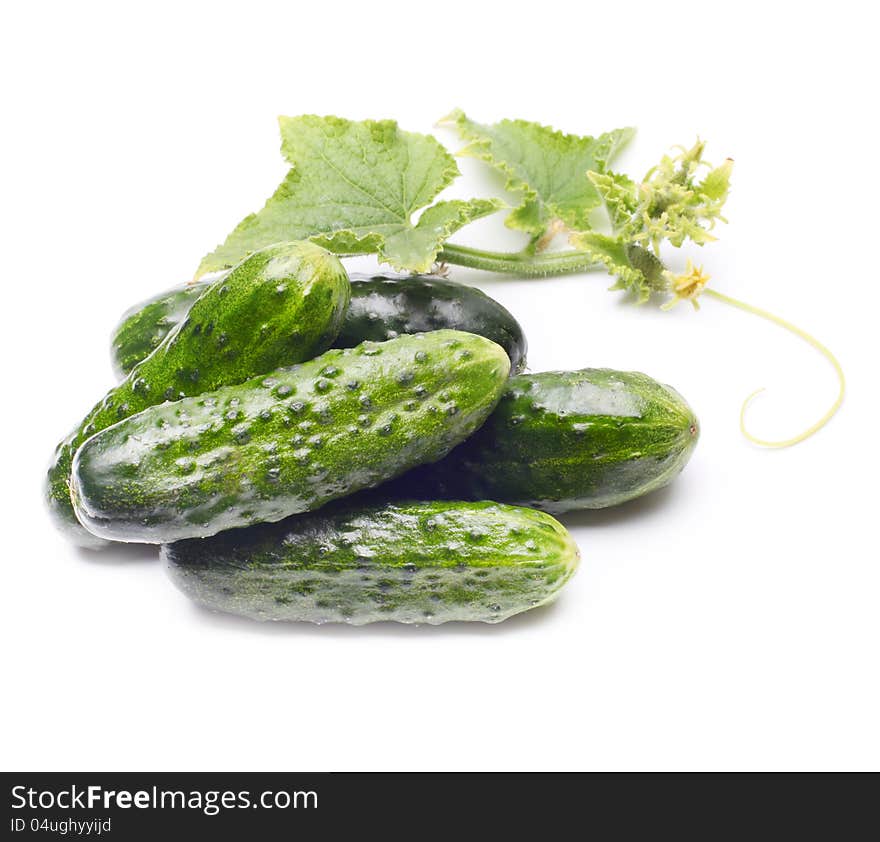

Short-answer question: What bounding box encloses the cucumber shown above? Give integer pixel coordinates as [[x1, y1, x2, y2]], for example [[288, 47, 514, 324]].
[[47, 241, 350, 547], [110, 273, 528, 376], [71, 330, 511, 544], [393, 369, 699, 511], [163, 500, 580, 624]]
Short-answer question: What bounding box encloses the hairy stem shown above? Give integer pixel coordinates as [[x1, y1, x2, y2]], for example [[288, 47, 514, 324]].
[[438, 243, 602, 276], [703, 289, 845, 448]]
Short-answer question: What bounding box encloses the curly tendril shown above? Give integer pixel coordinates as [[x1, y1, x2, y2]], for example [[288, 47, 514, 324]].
[[702, 288, 845, 448]]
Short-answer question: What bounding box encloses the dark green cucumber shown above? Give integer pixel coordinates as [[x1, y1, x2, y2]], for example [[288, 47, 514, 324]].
[[336, 274, 526, 372], [163, 500, 579, 624], [110, 273, 528, 376], [48, 242, 350, 547], [71, 330, 511, 543], [393, 369, 699, 511]]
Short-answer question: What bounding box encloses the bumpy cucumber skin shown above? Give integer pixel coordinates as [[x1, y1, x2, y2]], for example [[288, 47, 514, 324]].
[[163, 500, 579, 624], [110, 279, 213, 378], [72, 331, 511, 544], [111, 273, 528, 377], [394, 369, 700, 512], [48, 242, 350, 547]]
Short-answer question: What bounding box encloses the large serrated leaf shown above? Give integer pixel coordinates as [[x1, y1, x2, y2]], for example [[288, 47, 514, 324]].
[[442, 109, 634, 238], [197, 116, 500, 276]]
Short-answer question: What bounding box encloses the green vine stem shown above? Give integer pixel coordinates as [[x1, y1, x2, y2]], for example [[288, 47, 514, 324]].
[[438, 243, 601, 276], [702, 289, 845, 448]]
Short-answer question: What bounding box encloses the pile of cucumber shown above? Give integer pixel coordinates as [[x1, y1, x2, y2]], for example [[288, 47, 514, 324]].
[[46, 241, 699, 625]]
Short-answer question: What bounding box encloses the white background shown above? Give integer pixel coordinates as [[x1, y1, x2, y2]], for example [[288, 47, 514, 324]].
[[2, 1, 878, 771]]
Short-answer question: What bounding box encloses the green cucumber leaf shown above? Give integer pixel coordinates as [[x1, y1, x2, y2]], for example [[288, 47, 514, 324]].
[[197, 116, 501, 276], [441, 109, 634, 238]]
